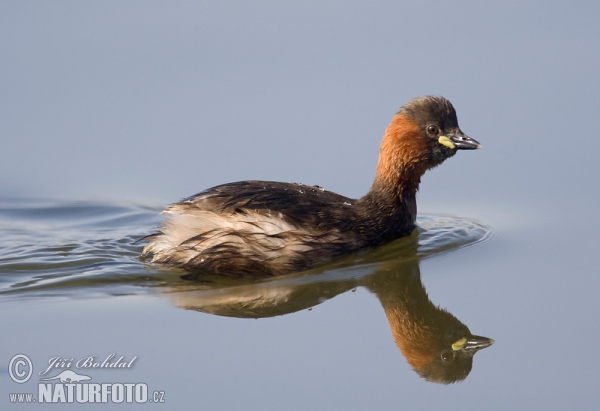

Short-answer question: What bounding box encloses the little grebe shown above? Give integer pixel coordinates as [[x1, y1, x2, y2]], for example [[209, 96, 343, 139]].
[[142, 96, 481, 276]]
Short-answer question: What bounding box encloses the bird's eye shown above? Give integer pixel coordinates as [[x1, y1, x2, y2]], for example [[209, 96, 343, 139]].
[[427, 125, 439, 135], [441, 351, 455, 362]]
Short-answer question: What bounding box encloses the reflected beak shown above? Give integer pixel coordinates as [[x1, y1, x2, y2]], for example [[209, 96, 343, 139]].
[[463, 335, 495, 351], [438, 134, 482, 150]]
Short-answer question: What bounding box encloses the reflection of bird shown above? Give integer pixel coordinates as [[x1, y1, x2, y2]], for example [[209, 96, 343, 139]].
[[142, 96, 481, 276], [366, 266, 493, 384], [166, 231, 494, 384]]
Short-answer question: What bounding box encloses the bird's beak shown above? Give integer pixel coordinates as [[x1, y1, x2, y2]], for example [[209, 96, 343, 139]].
[[452, 335, 495, 352], [438, 133, 482, 150]]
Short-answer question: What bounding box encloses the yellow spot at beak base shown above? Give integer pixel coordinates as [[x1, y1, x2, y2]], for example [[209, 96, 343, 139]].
[[451, 337, 467, 351], [438, 136, 456, 150]]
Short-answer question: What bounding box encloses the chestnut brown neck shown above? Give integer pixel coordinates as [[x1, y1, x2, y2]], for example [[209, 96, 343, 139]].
[[354, 115, 429, 241], [373, 114, 429, 196], [373, 269, 442, 371]]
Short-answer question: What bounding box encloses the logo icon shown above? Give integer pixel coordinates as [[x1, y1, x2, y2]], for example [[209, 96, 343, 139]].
[[41, 370, 92, 383], [8, 354, 33, 384], [7, 352, 166, 405]]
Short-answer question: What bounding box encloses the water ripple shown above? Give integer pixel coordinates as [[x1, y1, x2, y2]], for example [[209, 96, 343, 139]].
[[0, 199, 492, 300]]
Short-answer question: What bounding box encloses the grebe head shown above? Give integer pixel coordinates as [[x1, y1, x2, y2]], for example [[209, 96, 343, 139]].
[[399, 96, 481, 159], [375, 96, 480, 189]]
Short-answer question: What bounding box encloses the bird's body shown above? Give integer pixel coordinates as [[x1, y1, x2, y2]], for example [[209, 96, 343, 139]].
[[142, 96, 481, 276], [143, 181, 413, 276]]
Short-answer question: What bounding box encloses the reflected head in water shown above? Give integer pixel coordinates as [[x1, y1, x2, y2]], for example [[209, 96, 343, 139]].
[[365, 265, 493, 384], [164, 221, 494, 384]]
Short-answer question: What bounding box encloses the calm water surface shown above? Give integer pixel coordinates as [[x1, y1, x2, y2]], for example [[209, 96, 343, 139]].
[[1, 198, 501, 408], [1, 195, 599, 410]]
